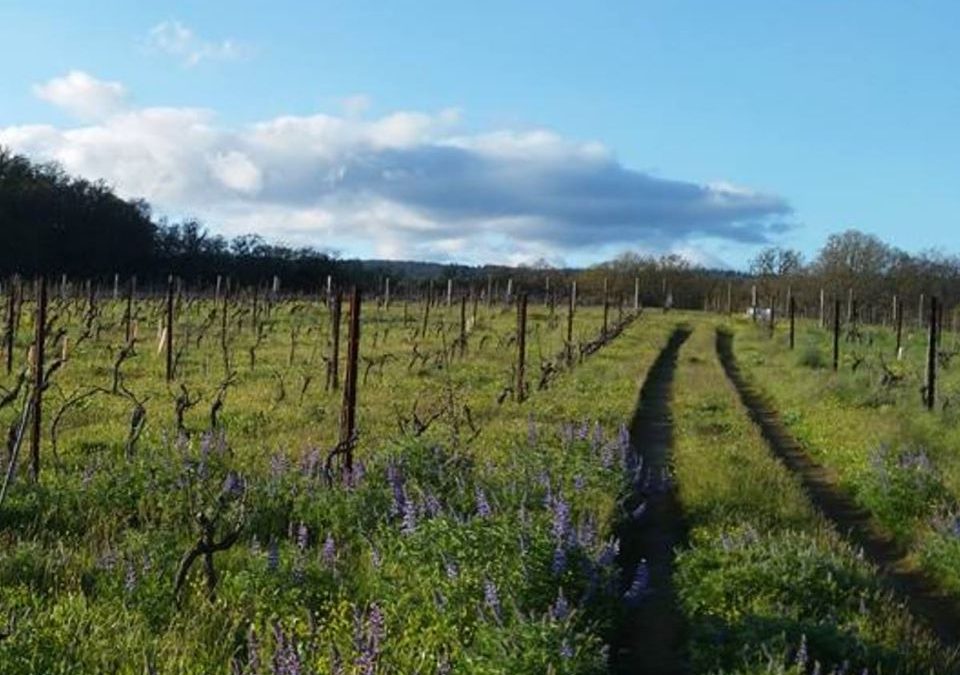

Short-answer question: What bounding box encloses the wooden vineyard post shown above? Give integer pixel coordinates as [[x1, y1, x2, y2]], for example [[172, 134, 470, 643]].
[[926, 296, 938, 410], [459, 294, 467, 358], [385, 277, 391, 310], [220, 277, 230, 373], [602, 277, 609, 337], [919, 293, 925, 329], [124, 276, 136, 343], [895, 297, 904, 359], [789, 296, 796, 350], [339, 287, 361, 474], [472, 286, 478, 326], [516, 293, 527, 402], [165, 275, 175, 382], [769, 296, 776, 336], [4, 277, 15, 375], [545, 275, 551, 308], [847, 288, 854, 324], [567, 281, 576, 365], [751, 285, 758, 322], [331, 291, 343, 390], [486, 275, 493, 308], [446, 279, 453, 308], [833, 298, 841, 372], [635, 277, 641, 312], [506, 278, 513, 305], [420, 284, 431, 338], [113, 273, 119, 300], [31, 277, 47, 481]]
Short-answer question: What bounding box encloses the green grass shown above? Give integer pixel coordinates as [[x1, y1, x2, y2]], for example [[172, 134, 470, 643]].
[[0, 293, 675, 673], [730, 316, 960, 598], [670, 321, 953, 674]]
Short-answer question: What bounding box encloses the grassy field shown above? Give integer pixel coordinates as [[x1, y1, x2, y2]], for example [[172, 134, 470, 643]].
[[3, 290, 959, 673]]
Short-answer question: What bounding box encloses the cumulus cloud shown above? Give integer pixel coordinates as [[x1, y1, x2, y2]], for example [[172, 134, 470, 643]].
[[1, 73, 792, 263], [33, 71, 128, 120], [146, 20, 248, 67]]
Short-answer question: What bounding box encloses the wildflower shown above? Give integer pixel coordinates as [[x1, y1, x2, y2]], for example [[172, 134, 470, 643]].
[[573, 474, 585, 491], [551, 495, 571, 543], [272, 622, 302, 675], [552, 546, 568, 575], [596, 538, 620, 567], [222, 471, 245, 498], [484, 579, 501, 620], [246, 625, 261, 675], [550, 588, 570, 620], [591, 421, 604, 450], [322, 534, 336, 566], [559, 640, 573, 659], [623, 560, 650, 606], [401, 496, 418, 535], [296, 523, 309, 553], [475, 486, 492, 519], [445, 559, 459, 580], [370, 545, 382, 569]]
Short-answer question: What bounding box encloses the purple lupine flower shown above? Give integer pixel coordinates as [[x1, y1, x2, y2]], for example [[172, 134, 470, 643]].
[[577, 516, 597, 549], [296, 523, 309, 553], [401, 496, 418, 535], [475, 486, 492, 519], [483, 579, 501, 620], [425, 493, 443, 518], [552, 546, 568, 575], [617, 422, 630, 452], [550, 588, 570, 620], [388, 462, 405, 517], [591, 422, 604, 450], [322, 534, 336, 566], [272, 622, 302, 675], [551, 495, 571, 544], [596, 538, 620, 567], [559, 640, 573, 659], [222, 471, 245, 498], [246, 626, 261, 675], [577, 421, 590, 440], [367, 603, 385, 652], [623, 560, 650, 606], [300, 448, 320, 477], [352, 459, 366, 485], [573, 474, 585, 492], [600, 443, 614, 470], [267, 539, 280, 571]]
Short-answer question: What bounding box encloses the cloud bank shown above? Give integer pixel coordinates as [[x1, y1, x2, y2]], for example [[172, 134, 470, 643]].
[[1, 71, 792, 264]]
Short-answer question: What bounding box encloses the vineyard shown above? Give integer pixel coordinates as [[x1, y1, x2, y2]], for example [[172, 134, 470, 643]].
[[1, 277, 960, 674]]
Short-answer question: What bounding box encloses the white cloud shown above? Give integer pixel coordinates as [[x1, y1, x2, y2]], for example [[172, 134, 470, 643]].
[[33, 71, 127, 120], [1, 73, 792, 264], [146, 20, 248, 67]]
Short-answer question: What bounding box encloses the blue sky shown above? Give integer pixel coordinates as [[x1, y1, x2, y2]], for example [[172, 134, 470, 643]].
[[1, 1, 958, 268]]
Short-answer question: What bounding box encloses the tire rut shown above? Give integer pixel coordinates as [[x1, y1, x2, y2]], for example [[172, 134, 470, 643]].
[[611, 326, 692, 675], [716, 328, 960, 650]]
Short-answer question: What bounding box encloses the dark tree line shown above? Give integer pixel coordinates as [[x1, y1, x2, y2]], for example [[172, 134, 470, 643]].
[[0, 147, 345, 288]]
